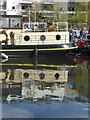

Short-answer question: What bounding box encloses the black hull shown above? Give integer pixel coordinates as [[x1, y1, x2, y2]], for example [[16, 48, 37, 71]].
[[72, 46, 90, 56], [1, 43, 77, 58], [1, 50, 76, 58], [1, 43, 90, 58], [2, 55, 76, 70]]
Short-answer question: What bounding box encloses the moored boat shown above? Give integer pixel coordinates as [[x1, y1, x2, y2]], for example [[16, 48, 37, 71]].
[[0, 15, 78, 58]]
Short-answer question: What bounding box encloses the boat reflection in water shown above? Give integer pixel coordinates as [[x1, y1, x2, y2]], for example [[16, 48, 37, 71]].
[[1, 56, 88, 118]]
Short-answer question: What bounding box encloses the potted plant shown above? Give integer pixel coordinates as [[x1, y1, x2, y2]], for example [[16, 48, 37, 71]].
[[58, 25, 66, 32], [47, 25, 57, 32]]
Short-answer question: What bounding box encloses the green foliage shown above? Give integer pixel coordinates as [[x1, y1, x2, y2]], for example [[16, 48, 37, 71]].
[[42, 4, 54, 11], [54, 11, 61, 22], [61, 13, 68, 22], [69, 2, 88, 25], [88, 1, 90, 25], [48, 25, 57, 30], [71, 64, 88, 97], [54, 3, 62, 22]]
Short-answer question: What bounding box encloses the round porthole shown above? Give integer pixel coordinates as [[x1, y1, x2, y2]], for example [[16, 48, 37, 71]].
[[23, 72, 29, 79], [40, 35, 46, 41], [55, 73, 60, 80], [24, 35, 30, 41], [56, 34, 61, 40], [39, 73, 45, 79]]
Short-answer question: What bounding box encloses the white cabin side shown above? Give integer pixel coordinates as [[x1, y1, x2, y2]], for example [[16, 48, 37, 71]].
[[1, 30, 69, 45]]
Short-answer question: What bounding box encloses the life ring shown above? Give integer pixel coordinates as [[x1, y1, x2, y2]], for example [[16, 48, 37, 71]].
[[0, 30, 9, 43]]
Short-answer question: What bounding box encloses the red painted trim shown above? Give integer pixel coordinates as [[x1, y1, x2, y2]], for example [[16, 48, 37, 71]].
[[9, 16, 10, 28]]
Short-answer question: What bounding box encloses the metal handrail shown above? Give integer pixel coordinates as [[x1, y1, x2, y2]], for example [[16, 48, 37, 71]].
[[23, 22, 68, 32]]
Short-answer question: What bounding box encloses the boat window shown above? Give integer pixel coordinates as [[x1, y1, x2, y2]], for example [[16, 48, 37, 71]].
[[10, 94, 17, 97], [23, 72, 29, 79], [0, 17, 9, 28], [39, 73, 45, 79], [55, 73, 60, 79], [22, 6, 25, 10], [12, 6, 15, 10], [40, 35, 46, 41], [10, 17, 21, 28], [56, 35, 61, 40], [24, 35, 30, 41], [0, 15, 22, 29]]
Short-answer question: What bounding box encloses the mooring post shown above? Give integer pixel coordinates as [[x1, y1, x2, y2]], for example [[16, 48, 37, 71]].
[[35, 45, 38, 56], [34, 46, 38, 68]]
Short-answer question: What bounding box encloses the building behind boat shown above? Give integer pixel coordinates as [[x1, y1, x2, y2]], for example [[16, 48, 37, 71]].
[[0, 0, 79, 22]]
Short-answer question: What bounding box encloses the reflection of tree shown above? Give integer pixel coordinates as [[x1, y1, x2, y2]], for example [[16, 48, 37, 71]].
[[71, 64, 88, 97]]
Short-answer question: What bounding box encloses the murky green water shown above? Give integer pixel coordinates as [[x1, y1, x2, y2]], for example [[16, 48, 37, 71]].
[[1, 55, 89, 118]]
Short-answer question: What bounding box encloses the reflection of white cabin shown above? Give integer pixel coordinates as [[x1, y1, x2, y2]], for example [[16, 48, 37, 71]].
[[4, 68, 68, 83], [1, 68, 68, 102], [1, 68, 68, 84], [1, 29, 69, 46], [22, 84, 65, 102]]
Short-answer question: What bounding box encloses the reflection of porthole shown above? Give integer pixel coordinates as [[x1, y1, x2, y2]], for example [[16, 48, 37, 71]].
[[56, 34, 61, 40], [40, 35, 46, 41], [23, 72, 29, 79], [55, 73, 59, 80], [24, 35, 30, 41], [39, 73, 45, 79]]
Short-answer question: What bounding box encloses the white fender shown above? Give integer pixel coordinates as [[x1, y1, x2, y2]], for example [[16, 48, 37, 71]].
[[2, 53, 8, 59]]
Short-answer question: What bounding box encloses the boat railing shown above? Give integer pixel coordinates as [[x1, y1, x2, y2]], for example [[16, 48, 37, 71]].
[[23, 22, 47, 32], [23, 22, 68, 32]]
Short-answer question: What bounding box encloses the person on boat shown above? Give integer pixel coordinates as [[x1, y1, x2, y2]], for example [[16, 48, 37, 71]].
[[74, 28, 79, 43], [80, 28, 84, 39], [84, 27, 88, 40], [76, 29, 80, 39], [34, 21, 39, 31], [10, 31, 14, 45], [69, 28, 73, 42]]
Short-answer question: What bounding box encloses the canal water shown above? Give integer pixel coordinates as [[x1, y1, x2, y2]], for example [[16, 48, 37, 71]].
[[1, 55, 89, 119]]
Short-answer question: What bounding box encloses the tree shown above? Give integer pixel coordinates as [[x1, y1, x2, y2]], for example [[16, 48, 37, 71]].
[[53, 2, 61, 22], [68, 2, 88, 27]]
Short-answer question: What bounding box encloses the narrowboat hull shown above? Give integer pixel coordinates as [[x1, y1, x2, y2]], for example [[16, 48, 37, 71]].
[[73, 40, 90, 56], [1, 43, 78, 58], [74, 47, 90, 56]]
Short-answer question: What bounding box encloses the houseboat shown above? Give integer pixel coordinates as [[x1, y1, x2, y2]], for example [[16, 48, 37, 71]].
[[0, 15, 78, 58]]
